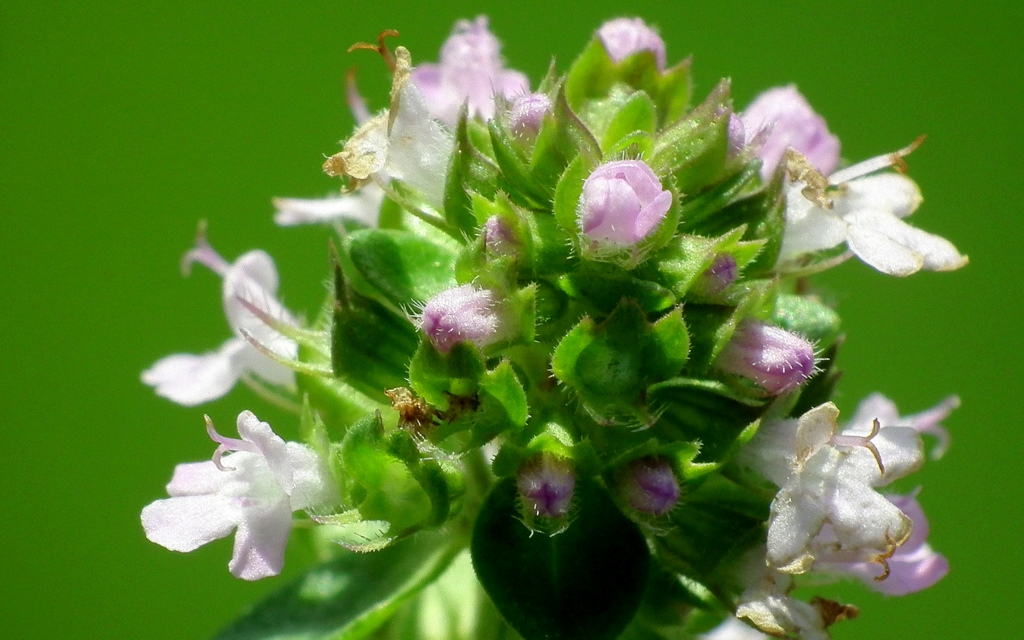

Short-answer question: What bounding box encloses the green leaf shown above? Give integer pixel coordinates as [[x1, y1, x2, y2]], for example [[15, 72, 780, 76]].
[[676, 162, 761, 233], [601, 91, 657, 152], [408, 341, 487, 410], [444, 108, 500, 236], [559, 264, 677, 315], [651, 80, 732, 195], [647, 378, 766, 466], [683, 280, 774, 374], [487, 118, 550, 209], [530, 89, 601, 196], [478, 360, 529, 428], [340, 229, 458, 315], [472, 477, 649, 640], [214, 533, 462, 640], [552, 154, 591, 236], [771, 293, 841, 347]]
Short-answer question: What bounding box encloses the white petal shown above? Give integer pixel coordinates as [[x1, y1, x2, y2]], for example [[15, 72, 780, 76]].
[[141, 495, 239, 552], [846, 392, 901, 434], [832, 174, 922, 219], [236, 411, 292, 491], [698, 617, 768, 640], [846, 209, 967, 273], [166, 460, 229, 496], [766, 480, 828, 573], [229, 498, 293, 580], [385, 81, 454, 209], [141, 338, 248, 406], [285, 442, 340, 511], [233, 342, 296, 387], [221, 251, 300, 362], [845, 217, 924, 276], [794, 402, 839, 464], [871, 426, 925, 483], [779, 205, 848, 258], [830, 461, 912, 551], [273, 185, 384, 227]]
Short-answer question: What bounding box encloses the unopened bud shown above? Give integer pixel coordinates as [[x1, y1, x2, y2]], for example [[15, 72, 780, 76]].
[[596, 17, 667, 71], [717, 319, 816, 395], [508, 92, 552, 142], [620, 457, 680, 516], [694, 253, 738, 297], [483, 215, 518, 256], [419, 284, 499, 353], [578, 160, 672, 248], [516, 454, 576, 518]]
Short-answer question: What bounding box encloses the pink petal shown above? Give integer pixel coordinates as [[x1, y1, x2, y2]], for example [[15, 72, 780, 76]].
[[141, 495, 239, 552], [141, 338, 248, 406], [228, 498, 293, 580]]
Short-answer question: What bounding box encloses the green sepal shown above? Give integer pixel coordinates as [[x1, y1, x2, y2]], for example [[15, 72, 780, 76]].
[[524, 209, 576, 277], [297, 344, 388, 430], [564, 36, 692, 127], [339, 228, 458, 315], [703, 170, 786, 275], [683, 280, 775, 374], [551, 300, 688, 424], [604, 129, 655, 161], [408, 341, 486, 410], [340, 413, 434, 535], [332, 254, 419, 399], [559, 264, 676, 315], [771, 292, 841, 348], [651, 79, 732, 195], [444, 107, 500, 236], [552, 154, 592, 236], [471, 477, 650, 640], [213, 533, 462, 640], [313, 509, 394, 553], [601, 90, 657, 153], [676, 162, 761, 233], [647, 378, 766, 466], [530, 88, 602, 197], [487, 118, 551, 209]]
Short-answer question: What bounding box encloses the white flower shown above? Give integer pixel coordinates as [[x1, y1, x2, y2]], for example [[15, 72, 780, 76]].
[[778, 143, 968, 276], [141, 236, 297, 406], [697, 617, 768, 640], [272, 183, 385, 227], [740, 401, 925, 575], [734, 550, 833, 640], [141, 411, 339, 580], [323, 46, 454, 210]]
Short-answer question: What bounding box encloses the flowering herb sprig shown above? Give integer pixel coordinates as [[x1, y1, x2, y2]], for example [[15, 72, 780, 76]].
[[142, 16, 965, 640]]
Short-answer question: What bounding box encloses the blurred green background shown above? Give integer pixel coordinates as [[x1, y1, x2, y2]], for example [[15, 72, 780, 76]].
[[1, 1, 1020, 638]]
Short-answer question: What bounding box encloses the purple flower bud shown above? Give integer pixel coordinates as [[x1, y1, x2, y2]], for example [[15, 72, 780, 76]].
[[694, 253, 738, 297], [727, 113, 746, 156], [516, 454, 576, 518], [740, 85, 840, 179], [410, 16, 530, 127], [717, 319, 816, 395], [596, 18, 667, 71], [578, 160, 673, 247], [418, 284, 499, 353], [621, 457, 680, 516], [483, 215, 517, 256], [508, 92, 552, 141]]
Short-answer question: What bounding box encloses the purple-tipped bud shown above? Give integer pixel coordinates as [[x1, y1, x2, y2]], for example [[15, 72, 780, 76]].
[[483, 215, 518, 256], [597, 18, 667, 71], [578, 160, 673, 247], [694, 253, 738, 297], [727, 113, 746, 157], [621, 457, 680, 516], [508, 92, 552, 141], [516, 454, 576, 518], [419, 284, 499, 353], [740, 85, 841, 179], [717, 319, 816, 395]]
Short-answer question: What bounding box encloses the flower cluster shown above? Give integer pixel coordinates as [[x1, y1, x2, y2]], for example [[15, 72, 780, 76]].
[[142, 16, 964, 640]]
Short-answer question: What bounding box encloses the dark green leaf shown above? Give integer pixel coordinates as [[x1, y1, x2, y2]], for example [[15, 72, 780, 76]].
[[472, 477, 649, 640]]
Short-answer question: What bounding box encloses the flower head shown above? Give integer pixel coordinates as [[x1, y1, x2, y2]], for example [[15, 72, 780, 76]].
[[410, 16, 529, 127], [716, 320, 816, 395], [741, 85, 840, 179], [578, 160, 673, 248], [596, 18, 667, 71], [778, 145, 968, 276], [740, 401, 925, 575], [141, 236, 297, 406], [508, 92, 552, 142], [141, 411, 338, 580], [418, 284, 500, 353]]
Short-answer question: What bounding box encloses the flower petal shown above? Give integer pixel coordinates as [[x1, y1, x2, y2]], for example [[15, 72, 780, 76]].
[[141, 338, 248, 406], [846, 209, 967, 274], [832, 173, 921, 219], [273, 185, 384, 227], [228, 498, 293, 580], [844, 216, 925, 276], [141, 494, 239, 552], [166, 460, 229, 496]]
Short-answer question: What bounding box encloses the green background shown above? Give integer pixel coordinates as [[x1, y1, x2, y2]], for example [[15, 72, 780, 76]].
[[2, 1, 1020, 637]]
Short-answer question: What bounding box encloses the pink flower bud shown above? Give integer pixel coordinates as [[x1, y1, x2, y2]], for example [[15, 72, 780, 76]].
[[418, 284, 499, 353], [508, 92, 552, 141], [597, 18, 667, 71], [717, 319, 816, 395], [483, 215, 518, 256], [740, 85, 840, 179], [694, 253, 738, 297], [621, 457, 680, 516], [516, 454, 576, 518], [578, 160, 673, 247]]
